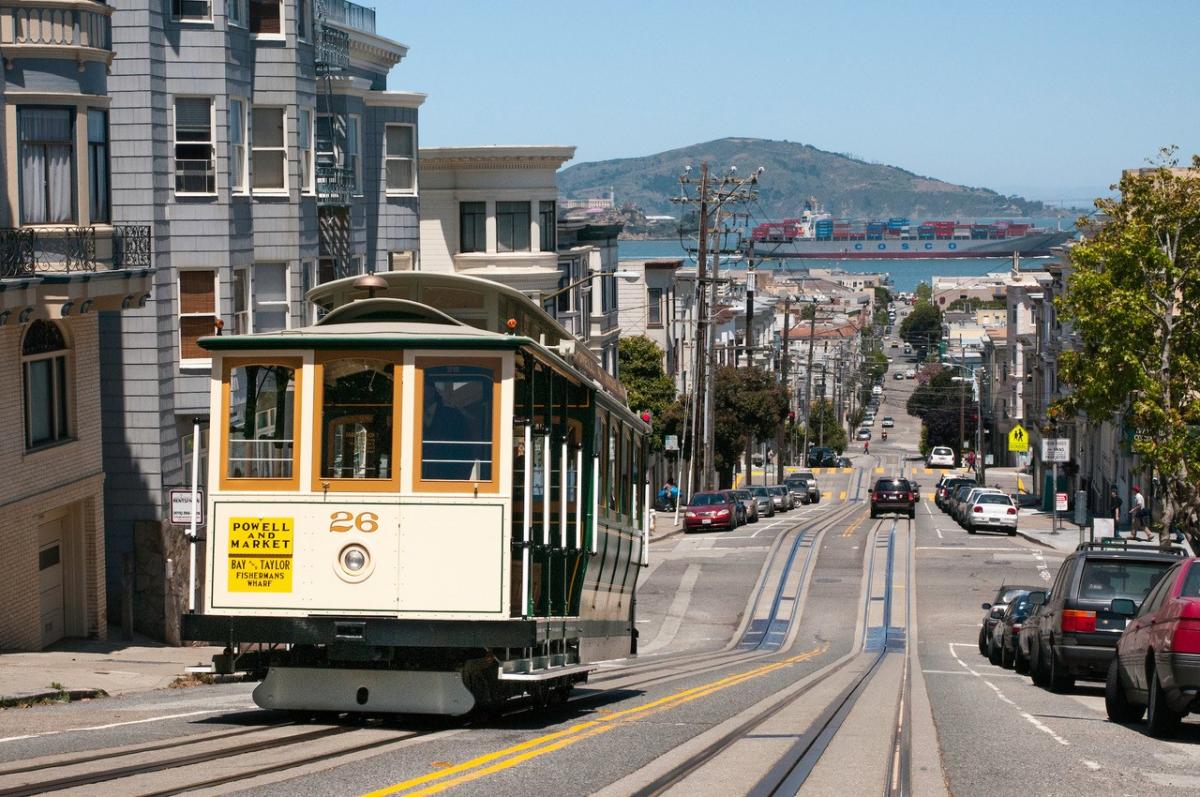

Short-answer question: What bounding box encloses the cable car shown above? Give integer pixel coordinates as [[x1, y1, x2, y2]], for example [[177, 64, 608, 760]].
[[182, 272, 650, 715]]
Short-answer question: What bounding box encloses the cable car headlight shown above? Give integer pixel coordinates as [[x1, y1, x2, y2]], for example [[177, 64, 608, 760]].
[[337, 544, 373, 581]]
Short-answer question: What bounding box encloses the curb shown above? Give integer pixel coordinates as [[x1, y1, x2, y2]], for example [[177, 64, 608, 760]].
[[0, 687, 107, 708]]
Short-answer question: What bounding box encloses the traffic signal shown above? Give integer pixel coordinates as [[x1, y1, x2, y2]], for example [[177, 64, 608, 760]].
[[641, 411, 652, 424]]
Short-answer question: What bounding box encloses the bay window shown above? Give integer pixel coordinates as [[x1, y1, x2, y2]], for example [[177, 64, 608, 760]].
[[175, 97, 216, 194], [249, 0, 282, 35], [251, 107, 287, 191], [384, 124, 415, 193], [299, 108, 313, 192], [496, 201, 530, 252], [18, 107, 74, 225]]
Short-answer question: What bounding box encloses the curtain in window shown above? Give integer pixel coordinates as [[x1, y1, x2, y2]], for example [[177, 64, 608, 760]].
[[19, 108, 73, 225]]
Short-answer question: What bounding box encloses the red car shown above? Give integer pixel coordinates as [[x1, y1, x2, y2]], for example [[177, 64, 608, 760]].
[[683, 491, 738, 532], [1106, 556, 1200, 736]]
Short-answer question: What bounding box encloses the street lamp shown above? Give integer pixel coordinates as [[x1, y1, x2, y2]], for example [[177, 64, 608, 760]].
[[539, 269, 639, 303]]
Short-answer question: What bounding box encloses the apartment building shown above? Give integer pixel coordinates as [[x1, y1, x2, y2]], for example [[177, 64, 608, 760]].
[[0, 0, 154, 649], [98, 0, 420, 640], [417, 147, 624, 376]]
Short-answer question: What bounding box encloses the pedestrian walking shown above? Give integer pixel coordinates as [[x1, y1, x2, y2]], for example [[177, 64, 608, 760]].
[[967, 450, 977, 470], [1131, 485, 1146, 540], [1109, 486, 1123, 536], [863, 440, 870, 455]]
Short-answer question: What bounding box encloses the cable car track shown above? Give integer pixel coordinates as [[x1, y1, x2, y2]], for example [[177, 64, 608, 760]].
[[586, 501, 863, 693], [627, 517, 913, 797]]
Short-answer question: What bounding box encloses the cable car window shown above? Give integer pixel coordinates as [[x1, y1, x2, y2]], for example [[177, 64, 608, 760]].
[[227, 364, 296, 479], [320, 359, 393, 479], [421, 364, 494, 481]]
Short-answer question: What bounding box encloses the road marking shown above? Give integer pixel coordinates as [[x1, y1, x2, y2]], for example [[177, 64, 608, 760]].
[[875, 467, 884, 474], [935, 528, 943, 539], [361, 644, 829, 797], [839, 490, 847, 501], [1082, 760, 1101, 771], [640, 563, 701, 654], [946, 642, 1070, 747], [916, 546, 1020, 551], [0, 707, 247, 744], [922, 669, 1025, 678]]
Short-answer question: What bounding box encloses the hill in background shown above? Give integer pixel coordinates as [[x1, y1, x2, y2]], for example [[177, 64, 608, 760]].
[[557, 137, 1049, 221]]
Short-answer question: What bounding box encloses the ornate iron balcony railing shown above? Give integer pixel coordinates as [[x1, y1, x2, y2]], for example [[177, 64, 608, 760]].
[[315, 166, 355, 207], [0, 224, 153, 279]]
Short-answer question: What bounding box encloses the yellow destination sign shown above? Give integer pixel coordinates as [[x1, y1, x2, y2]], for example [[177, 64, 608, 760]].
[[228, 517, 294, 593], [1008, 424, 1030, 452]]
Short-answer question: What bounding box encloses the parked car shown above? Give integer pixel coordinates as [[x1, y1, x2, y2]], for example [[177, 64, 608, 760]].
[[990, 590, 1043, 669], [872, 385, 883, 396], [732, 489, 759, 524], [721, 490, 748, 526], [856, 427, 872, 441], [935, 476, 976, 511], [927, 446, 956, 468], [893, 371, 906, 380], [954, 487, 1004, 526], [683, 492, 739, 532], [904, 369, 916, 379], [807, 446, 837, 468], [768, 485, 793, 512], [980, 584, 1043, 656], [786, 471, 821, 504], [1028, 541, 1185, 692], [749, 486, 776, 518], [881, 417, 895, 428], [965, 492, 1019, 536], [870, 477, 917, 519], [1105, 556, 1200, 736]]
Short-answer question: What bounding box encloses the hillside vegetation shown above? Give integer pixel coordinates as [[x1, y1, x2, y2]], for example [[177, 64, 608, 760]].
[[557, 137, 1048, 220]]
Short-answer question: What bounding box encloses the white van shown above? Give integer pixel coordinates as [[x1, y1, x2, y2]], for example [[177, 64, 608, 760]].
[[903, 343, 913, 354]]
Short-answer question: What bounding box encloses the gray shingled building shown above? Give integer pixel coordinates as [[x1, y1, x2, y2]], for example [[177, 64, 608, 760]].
[[99, 0, 422, 639]]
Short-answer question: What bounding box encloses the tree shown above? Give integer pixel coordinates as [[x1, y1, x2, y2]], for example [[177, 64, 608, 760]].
[[899, 302, 943, 350], [618, 336, 677, 449], [796, 399, 847, 453], [797, 302, 817, 321], [907, 366, 975, 455], [874, 286, 893, 306], [914, 281, 933, 303], [713, 366, 789, 487], [1054, 150, 1200, 545]]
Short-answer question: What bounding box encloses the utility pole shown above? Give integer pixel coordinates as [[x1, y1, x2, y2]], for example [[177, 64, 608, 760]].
[[776, 299, 790, 482], [672, 162, 763, 491], [958, 334, 966, 465], [742, 265, 756, 485], [800, 303, 818, 466]]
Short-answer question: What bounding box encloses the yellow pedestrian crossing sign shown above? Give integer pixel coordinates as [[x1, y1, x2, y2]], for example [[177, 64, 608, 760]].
[[1008, 424, 1029, 452]]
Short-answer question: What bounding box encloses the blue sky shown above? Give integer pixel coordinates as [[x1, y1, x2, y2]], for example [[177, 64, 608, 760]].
[[379, 1, 1199, 205]]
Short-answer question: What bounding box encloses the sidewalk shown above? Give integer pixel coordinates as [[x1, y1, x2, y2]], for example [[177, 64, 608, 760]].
[[0, 631, 224, 707]]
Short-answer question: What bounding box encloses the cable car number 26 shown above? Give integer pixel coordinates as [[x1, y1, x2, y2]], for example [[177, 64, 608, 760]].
[[329, 511, 380, 533]]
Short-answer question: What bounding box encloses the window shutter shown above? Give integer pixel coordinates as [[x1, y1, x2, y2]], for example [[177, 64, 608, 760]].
[[180, 271, 215, 314]]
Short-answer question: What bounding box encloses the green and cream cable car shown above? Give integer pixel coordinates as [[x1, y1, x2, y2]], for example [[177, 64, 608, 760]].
[[182, 272, 650, 715]]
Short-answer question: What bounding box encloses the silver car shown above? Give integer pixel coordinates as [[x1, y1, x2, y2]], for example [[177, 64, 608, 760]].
[[750, 486, 776, 517]]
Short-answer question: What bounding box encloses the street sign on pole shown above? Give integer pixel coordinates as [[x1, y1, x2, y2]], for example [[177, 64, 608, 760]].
[[1055, 492, 1068, 512], [1007, 424, 1029, 452], [664, 435, 679, 452], [1042, 438, 1070, 463], [169, 487, 205, 526]]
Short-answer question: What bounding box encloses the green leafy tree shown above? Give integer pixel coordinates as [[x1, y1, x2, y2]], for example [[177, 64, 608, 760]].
[[907, 366, 975, 455], [899, 302, 943, 350], [618, 336, 677, 449], [713, 366, 789, 487], [796, 399, 847, 453], [914, 281, 933, 303], [796, 302, 817, 321], [874, 286, 893, 306], [1055, 150, 1200, 543]]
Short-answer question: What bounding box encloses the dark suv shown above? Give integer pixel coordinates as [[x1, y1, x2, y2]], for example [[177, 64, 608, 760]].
[[807, 446, 838, 468], [1027, 541, 1185, 692], [870, 477, 916, 519], [785, 472, 820, 504]]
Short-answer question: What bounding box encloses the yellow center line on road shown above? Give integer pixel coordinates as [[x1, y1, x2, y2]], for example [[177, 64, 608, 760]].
[[363, 643, 829, 797], [841, 509, 869, 538]]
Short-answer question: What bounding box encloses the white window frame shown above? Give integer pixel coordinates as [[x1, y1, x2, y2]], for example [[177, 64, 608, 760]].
[[250, 106, 288, 194], [226, 0, 246, 27], [249, 0, 285, 39], [384, 123, 416, 195], [173, 96, 217, 197], [229, 98, 248, 194], [299, 108, 314, 194], [252, 262, 291, 332], [173, 0, 214, 23], [232, 266, 250, 334], [348, 114, 362, 195], [178, 269, 219, 369]]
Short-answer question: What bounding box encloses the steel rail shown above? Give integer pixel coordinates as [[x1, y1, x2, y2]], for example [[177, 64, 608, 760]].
[[629, 517, 911, 797]]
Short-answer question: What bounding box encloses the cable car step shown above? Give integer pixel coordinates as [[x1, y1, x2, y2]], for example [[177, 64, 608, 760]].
[[497, 663, 594, 682]]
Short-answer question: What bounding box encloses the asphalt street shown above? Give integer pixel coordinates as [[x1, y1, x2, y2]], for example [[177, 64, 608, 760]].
[[1, 342, 1197, 796]]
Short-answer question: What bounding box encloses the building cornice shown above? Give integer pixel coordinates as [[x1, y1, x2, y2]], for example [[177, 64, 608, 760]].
[[363, 90, 426, 109], [2, 90, 109, 106], [329, 20, 408, 71], [420, 146, 576, 171]]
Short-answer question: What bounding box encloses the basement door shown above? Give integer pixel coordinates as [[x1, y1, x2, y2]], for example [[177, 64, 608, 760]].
[[38, 515, 65, 648]]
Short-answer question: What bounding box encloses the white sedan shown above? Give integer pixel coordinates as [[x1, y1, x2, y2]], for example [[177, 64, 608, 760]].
[[881, 417, 895, 428], [965, 493, 1019, 535], [927, 446, 956, 468]]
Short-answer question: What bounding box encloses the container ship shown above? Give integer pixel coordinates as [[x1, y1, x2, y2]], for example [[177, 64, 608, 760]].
[[748, 208, 1072, 259]]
